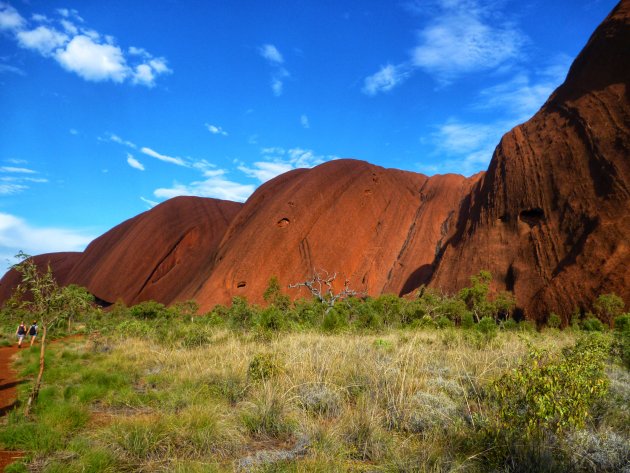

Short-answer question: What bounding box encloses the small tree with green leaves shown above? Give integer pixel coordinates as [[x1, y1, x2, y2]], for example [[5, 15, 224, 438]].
[[458, 270, 494, 322], [594, 293, 625, 328], [11, 252, 67, 415]]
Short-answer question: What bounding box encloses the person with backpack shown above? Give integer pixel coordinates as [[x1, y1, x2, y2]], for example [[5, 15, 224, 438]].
[[15, 321, 26, 348], [29, 320, 38, 347]]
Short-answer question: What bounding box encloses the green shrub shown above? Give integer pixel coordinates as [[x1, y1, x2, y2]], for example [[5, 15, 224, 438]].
[[322, 306, 347, 332], [501, 319, 518, 330], [228, 296, 257, 329], [547, 312, 562, 329], [435, 315, 454, 329], [594, 293, 625, 327], [254, 306, 288, 332], [493, 335, 610, 439], [247, 353, 282, 382], [582, 317, 605, 332], [614, 313, 630, 332], [129, 300, 171, 320], [476, 316, 497, 336], [461, 312, 475, 329], [613, 314, 630, 369]]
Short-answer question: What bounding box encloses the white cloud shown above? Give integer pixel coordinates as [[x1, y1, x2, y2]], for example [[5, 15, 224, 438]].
[[238, 161, 294, 182], [131, 63, 154, 86], [0, 166, 35, 174], [55, 35, 128, 82], [363, 63, 411, 95], [259, 43, 289, 96], [0, 213, 94, 270], [126, 153, 144, 171], [69, 128, 78, 135], [141, 147, 187, 167], [0, 63, 25, 75], [56, 8, 83, 22], [0, 2, 25, 31], [129, 46, 148, 56], [261, 147, 285, 155], [422, 119, 506, 175], [411, 15, 523, 81], [300, 114, 310, 129], [3, 4, 171, 87], [32, 13, 49, 23], [154, 176, 255, 203], [0, 183, 27, 195], [205, 123, 228, 136], [140, 196, 159, 208], [60, 19, 78, 35], [476, 55, 573, 122], [0, 165, 46, 194], [17, 25, 68, 56], [102, 133, 137, 149], [271, 78, 283, 96], [363, 0, 525, 93], [238, 146, 332, 183], [259, 44, 284, 64]]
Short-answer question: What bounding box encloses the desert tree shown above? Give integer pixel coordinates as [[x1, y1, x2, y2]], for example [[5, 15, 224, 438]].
[[289, 269, 363, 314], [594, 293, 625, 328], [11, 252, 92, 416]]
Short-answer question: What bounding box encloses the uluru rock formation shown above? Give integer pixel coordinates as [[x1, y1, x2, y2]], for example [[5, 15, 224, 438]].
[[1, 1, 628, 321], [64, 196, 242, 306], [429, 0, 630, 321], [193, 160, 479, 309], [0, 252, 82, 303]]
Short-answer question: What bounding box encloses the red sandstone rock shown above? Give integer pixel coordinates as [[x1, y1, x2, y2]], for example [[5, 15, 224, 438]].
[[429, 0, 630, 321], [65, 196, 242, 306], [193, 159, 477, 309], [0, 252, 82, 303]]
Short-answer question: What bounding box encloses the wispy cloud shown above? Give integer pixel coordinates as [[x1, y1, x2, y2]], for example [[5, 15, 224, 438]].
[[0, 212, 94, 271], [205, 123, 228, 136], [154, 172, 255, 202], [259, 44, 283, 64], [141, 147, 187, 167], [363, 63, 412, 95], [475, 55, 573, 122], [0, 63, 25, 75], [101, 133, 137, 149], [0, 163, 46, 195], [418, 119, 502, 176], [2, 4, 171, 86], [363, 0, 525, 93], [0, 3, 25, 31], [238, 146, 334, 183], [259, 43, 290, 96], [126, 153, 144, 171], [140, 196, 159, 208], [300, 114, 310, 129], [0, 166, 35, 173]]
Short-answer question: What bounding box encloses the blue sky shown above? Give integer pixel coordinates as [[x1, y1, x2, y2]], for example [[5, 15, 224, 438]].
[[0, 0, 617, 271]]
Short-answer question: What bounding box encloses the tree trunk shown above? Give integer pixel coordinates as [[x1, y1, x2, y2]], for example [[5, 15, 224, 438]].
[[24, 324, 46, 417]]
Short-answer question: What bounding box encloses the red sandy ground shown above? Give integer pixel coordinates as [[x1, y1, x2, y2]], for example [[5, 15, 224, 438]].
[[0, 343, 25, 471]]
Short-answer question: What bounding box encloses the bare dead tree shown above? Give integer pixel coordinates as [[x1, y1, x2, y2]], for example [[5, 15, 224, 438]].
[[289, 269, 364, 313]]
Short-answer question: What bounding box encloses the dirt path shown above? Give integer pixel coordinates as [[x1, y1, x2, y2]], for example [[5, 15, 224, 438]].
[[0, 343, 25, 471]]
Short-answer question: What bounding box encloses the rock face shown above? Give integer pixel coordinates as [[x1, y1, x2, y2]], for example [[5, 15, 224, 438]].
[[0, 252, 82, 303], [430, 0, 630, 321], [65, 197, 242, 306], [0, 1, 628, 321], [193, 160, 478, 309]]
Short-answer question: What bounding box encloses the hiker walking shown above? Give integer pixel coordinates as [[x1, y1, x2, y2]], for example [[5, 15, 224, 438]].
[[16, 321, 27, 348], [29, 320, 38, 347]]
